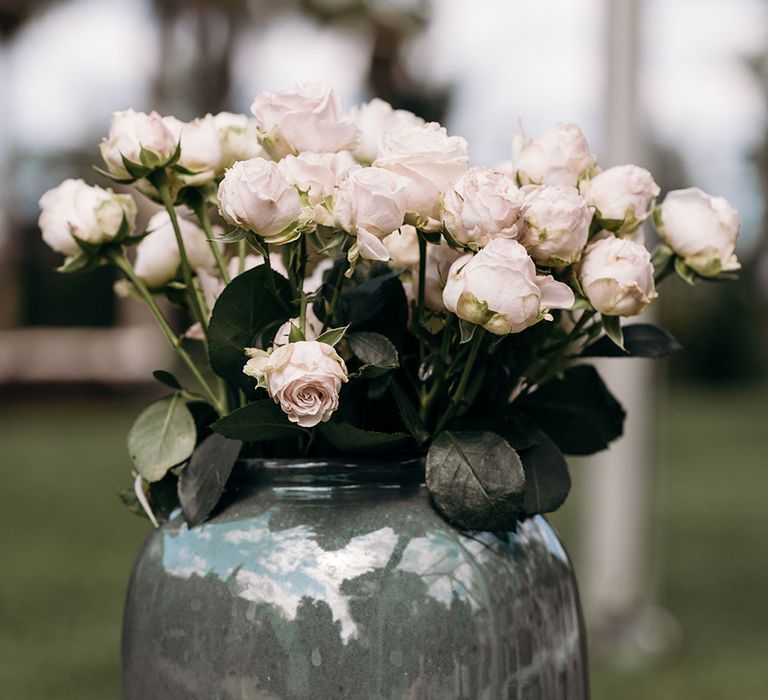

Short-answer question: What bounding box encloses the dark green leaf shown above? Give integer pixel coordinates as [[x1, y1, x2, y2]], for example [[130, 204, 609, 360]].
[[426, 431, 525, 531], [152, 369, 183, 390], [315, 325, 348, 347], [519, 429, 571, 515], [389, 380, 429, 446], [127, 395, 196, 482], [347, 331, 399, 368], [288, 322, 304, 343], [582, 323, 682, 358], [601, 314, 624, 350], [212, 400, 306, 442], [178, 433, 242, 527], [317, 422, 412, 453], [208, 264, 292, 385], [121, 154, 152, 180], [518, 365, 625, 455]]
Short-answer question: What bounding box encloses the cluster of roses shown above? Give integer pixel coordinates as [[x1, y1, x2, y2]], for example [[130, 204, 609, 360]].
[[38, 83, 740, 430]]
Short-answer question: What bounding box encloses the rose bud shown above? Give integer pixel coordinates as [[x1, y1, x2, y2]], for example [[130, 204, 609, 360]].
[[579, 164, 659, 232], [442, 238, 574, 335], [242, 340, 348, 428], [519, 184, 592, 266], [512, 121, 597, 187], [38, 179, 136, 257], [217, 157, 304, 245], [133, 211, 219, 288], [374, 122, 469, 229], [250, 82, 360, 158], [349, 97, 424, 164], [334, 167, 408, 262], [578, 234, 657, 316], [441, 166, 524, 249], [655, 187, 740, 277]]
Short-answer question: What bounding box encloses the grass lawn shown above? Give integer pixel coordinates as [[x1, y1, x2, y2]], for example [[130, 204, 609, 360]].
[[1, 383, 766, 698]]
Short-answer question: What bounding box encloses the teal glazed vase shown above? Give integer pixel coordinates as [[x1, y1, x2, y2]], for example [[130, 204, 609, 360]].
[[122, 459, 588, 699]]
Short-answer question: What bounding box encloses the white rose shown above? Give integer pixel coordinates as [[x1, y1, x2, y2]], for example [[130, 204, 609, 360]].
[[442, 166, 523, 248], [272, 306, 324, 346], [383, 225, 420, 268], [99, 109, 177, 179], [374, 122, 469, 227], [443, 238, 574, 335], [38, 179, 137, 257], [133, 210, 218, 287], [213, 112, 264, 171], [519, 185, 592, 265], [217, 157, 304, 244], [334, 167, 408, 262], [278, 151, 359, 226], [349, 98, 424, 163], [512, 121, 596, 187], [163, 115, 223, 185], [416, 241, 463, 312], [655, 187, 740, 276], [242, 340, 348, 428], [250, 82, 359, 157], [578, 235, 657, 316], [579, 164, 659, 230]]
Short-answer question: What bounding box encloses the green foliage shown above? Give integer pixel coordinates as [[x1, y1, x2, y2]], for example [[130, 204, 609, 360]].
[[213, 400, 307, 442], [126, 395, 196, 482], [317, 422, 412, 453], [583, 323, 682, 358], [426, 431, 525, 531]]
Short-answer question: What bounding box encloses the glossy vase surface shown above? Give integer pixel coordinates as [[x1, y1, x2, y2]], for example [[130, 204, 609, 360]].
[[122, 459, 588, 699]]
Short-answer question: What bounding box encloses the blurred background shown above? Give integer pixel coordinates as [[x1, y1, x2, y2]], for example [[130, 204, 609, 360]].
[[1, 0, 767, 698]]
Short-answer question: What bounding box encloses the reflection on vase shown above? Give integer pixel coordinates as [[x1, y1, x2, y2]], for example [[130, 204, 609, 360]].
[[123, 461, 587, 699]]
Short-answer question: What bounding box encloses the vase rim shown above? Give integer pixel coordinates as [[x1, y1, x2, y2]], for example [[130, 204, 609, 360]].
[[231, 456, 425, 487]]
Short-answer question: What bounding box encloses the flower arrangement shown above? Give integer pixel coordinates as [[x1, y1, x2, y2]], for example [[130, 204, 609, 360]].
[[38, 84, 741, 531]]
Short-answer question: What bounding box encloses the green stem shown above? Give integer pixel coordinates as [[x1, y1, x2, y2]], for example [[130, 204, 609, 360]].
[[152, 172, 209, 336], [324, 258, 348, 331], [108, 248, 226, 416], [417, 233, 428, 395], [433, 327, 484, 434], [193, 199, 230, 284], [237, 239, 246, 274], [299, 292, 308, 336]]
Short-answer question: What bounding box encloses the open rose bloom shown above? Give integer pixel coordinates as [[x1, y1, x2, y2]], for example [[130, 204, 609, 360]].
[[40, 82, 741, 531]]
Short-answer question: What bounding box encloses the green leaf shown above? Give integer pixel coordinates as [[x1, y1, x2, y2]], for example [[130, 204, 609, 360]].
[[519, 429, 571, 515], [674, 256, 697, 285], [121, 154, 152, 180], [347, 331, 399, 368], [288, 322, 305, 343], [582, 323, 682, 358], [56, 251, 96, 274], [91, 164, 134, 184], [518, 365, 625, 455], [208, 264, 293, 385], [426, 431, 525, 531], [127, 395, 196, 482], [152, 369, 183, 390], [139, 146, 162, 169], [389, 380, 430, 446], [178, 433, 242, 527], [601, 314, 625, 350], [212, 400, 306, 442], [317, 422, 412, 453], [218, 227, 246, 243], [315, 325, 348, 347]]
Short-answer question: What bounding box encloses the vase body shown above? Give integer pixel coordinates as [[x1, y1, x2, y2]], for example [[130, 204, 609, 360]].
[[122, 459, 588, 699]]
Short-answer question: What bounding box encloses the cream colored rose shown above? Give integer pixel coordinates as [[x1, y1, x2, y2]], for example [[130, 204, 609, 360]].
[[349, 98, 424, 163], [99, 109, 177, 179], [213, 112, 264, 171], [242, 340, 348, 428], [250, 83, 359, 157], [278, 151, 359, 226], [38, 178, 137, 257], [442, 166, 523, 248], [578, 235, 657, 316], [374, 122, 469, 227], [655, 187, 740, 276], [415, 241, 463, 312], [163, 115, 223, 185], [443, 238, 574, 335], [217, 157, 304, 244], [383, 225, 420, 268], [519, 184, 592, 265], [512, 121, 596, 187], [580, 164, 659, 230], [334, 167, 408, 262], [133, 211, 218, 288]]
